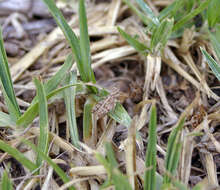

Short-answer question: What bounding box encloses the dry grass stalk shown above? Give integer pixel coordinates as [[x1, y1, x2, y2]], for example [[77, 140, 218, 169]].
[[125, 116, 137, 189]]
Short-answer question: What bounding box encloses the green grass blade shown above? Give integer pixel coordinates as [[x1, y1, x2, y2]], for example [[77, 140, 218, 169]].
[[44, 54, 74, 93], [144, 104, 157, 190], [173, 0, 211, 31], [34, 78, 49, 168], [200, 47, 220, 81], [192, 184, 202, 190], [135, 0, 159, 26], [0, 111, 16, 128], [209, 33, 220, 62], [163, 117, 185, 184], [79, 0, 96, 83], [0, 139, 38, 171], [31, 54, 74, 105], [83, 97, 95, 141], [63, 72, 79, 148], [158, 0, 183, 21], [122, 0, 151, 25], [117, 27, 150, 54], [112, 172, 133, 190], [1, 170, 13, 190], [23, 140, 75, 190], [17, 82, 97, 127], [0, 27, 21, 121], [207, 0, 220, 28], [105, 143, 118, 168], [42, 0, 85, 80], [108, 102, 132, 128], [151, 18, 174, 52], [96, 143, 132, 190]]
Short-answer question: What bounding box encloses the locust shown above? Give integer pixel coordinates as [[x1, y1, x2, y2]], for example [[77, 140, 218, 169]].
[[92, 86, 121, 119]]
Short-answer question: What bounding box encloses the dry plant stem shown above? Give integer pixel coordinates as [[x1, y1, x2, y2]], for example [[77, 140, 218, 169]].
[[156, 77, 178, 122], [23, 178, 38, 190], [179, 128, 195, 185], [163, 47, 219, 100], [29, 127, 75, 155], [96, 119, 116, 154], [70, 165, 106, 176], [42, 166, 54, 190], [181, 52, 218, 100], [106, 0, 121, 26], [10, 3, 109, 82], [125, 116, 137, 190], [58, 177, 91, 190]]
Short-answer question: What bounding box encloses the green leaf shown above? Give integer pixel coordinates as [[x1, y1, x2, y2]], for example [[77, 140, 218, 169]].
[[207, 0, 220, 28], [150, 18, 174, 52], [63, 72, 79, 148], [105, 143, 118, 169], [0, 27, 21, 121], [96, 143, 132, 190], [17, 83, 86, 127], [0, 111, 16, 128], [83, 97, 95, 141], [117, 27, 150, 54], [158, 0, 183, 21], [23, 140, 75, 190], [200, 47, 220, 81], [108, 102, 132, 128], [79, 0, 96, 83], [163, 117, 185, 184], [42, 0, 84, 80], [0, 139, 38, 172], [31, 54, 74, 105], [144, 104, 157, 190], [209, 33, 220, 62], [173, 0, 211, 31], [112, 172, 133, 190], [122, 0, 151, 25], [1, 170, 13, 190], [34, 78, 49, 168], [135, 0, 159, 26]]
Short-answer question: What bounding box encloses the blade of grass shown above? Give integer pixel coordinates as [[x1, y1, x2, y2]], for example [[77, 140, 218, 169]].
[[108, 102, 132, 128], [207, 0, 220, 28], [0, 27, 21, 121], [105, 143, 118, 168], [163, 116, 185, 184], [151, 18, 174, 52], [122, 0, 151, 25], [1, 170, 13, 190], [17, 83, 90, 127], [173, 0, 211, 31], [83, 97, 95, 141], [0, 139, 38, 171], [96, 143, 132, 190], [34, 78, 49, 168], [63, 71, 79, 148], [135, 0, 159, 26], [23, 140, 75, 190], [42, 0, 95, 85], [158, 0, 183, 21], [117, 27, 150, 54], [79, 0, 95, 83], [31, 54, 74, 105], [209, 33, 220, 62], [144, 103, 157, 190], [0, 111, 16, 127], [200, 47, 220, 81]]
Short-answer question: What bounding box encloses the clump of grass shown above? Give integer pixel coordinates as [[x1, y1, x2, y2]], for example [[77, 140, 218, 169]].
[[0, 0, 219, 189]]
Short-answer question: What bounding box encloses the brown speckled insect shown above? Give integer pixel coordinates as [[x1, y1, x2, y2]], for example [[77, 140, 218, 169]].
[[92, 87, 120, 119]]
